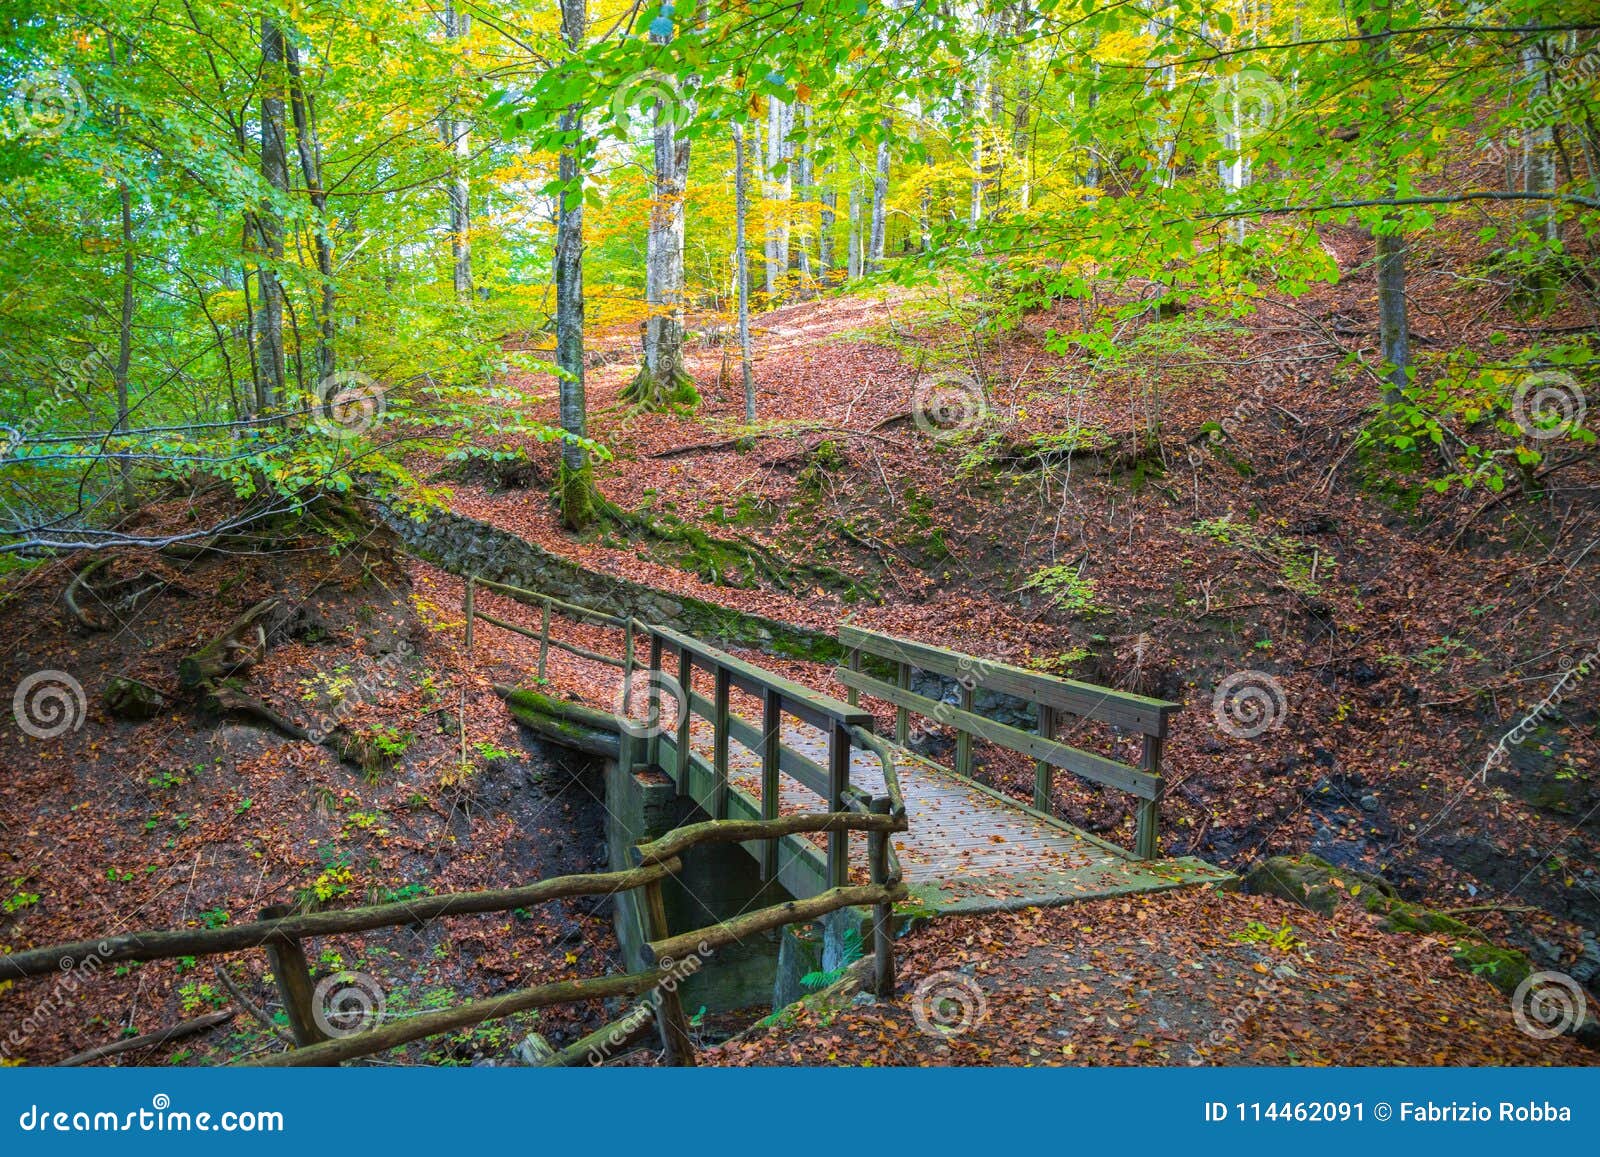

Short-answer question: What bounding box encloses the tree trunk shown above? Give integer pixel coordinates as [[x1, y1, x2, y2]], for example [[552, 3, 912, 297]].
[[255, 18, 290, 418], [819, 166, 836, 282], [623, 15, 698, 412], [285, 40, 335, 384], [109, 36, 134, 509], [1366, 0, 1409, 402], [734, 123, 756, 421], [847, 168, 862, 280], [867, 124, 890, 273], [443, 1, 474, 300], [969, 78, 984, 226], [1375, 227, 1410, 402], [796, 103, 814, 289], [555, 0, 597, 529], [764, 96, 791, 298], [115, 181, 136, 508]]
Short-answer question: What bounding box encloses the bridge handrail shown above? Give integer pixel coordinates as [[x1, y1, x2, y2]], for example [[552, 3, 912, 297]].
[[460, 581, 901, 890], [837, 622, 1179, 859], [463, 575, 635, 683], [633, 620, 882, 889]]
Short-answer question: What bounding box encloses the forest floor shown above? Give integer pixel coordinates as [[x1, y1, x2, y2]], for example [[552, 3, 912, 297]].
[[0, 509, 628, 1065], [4, 205, 1598, 1066], [713, 889, 1597, 1067]]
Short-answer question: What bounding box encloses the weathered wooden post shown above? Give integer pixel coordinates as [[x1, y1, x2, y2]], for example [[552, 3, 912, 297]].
[[258, 904, 331, 1050], [827, 723, 850, 888], [622, 619, 635, 713], [760, 688, 782, 881], [647, 632, 665, 771], [536, 599, 551, 682], [712, 666, 732, 819], [463, 575, 475, 653], [895, 660, 910, 745], [673, 646, 692, 797], [1033, 703, 1056, 812], [639, 873, 696, 1066], [1136, 735, 1163, 859], [868, 797, 895, 998], [955, 682, 974, 778]]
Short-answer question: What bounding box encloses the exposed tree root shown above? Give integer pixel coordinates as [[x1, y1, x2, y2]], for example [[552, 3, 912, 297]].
[[620, 357, 701, 413], [62, 558, 110, 630]]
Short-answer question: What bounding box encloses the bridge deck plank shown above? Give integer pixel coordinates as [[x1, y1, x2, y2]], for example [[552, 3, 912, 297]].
[[682, 715, 1228, 911]]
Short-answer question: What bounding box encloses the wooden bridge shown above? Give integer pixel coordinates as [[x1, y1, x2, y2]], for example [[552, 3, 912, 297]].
[[469, 578, 1229, 916]]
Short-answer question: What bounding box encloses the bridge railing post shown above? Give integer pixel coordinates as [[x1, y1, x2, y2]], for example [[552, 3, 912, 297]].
[[647, 630, 664, 771], [1136, 735, 1163, 859], [760, 688, 781, 881], [536, 598, 551, 682], [673, 645, 693, 797], [826, 723, 850, 888], [711, 666, 731, 820], [258, 904, 331, 1052], [1033, 703, 1056, 812], [868, 796, 895, 998], [637, 866, 697, 1067]]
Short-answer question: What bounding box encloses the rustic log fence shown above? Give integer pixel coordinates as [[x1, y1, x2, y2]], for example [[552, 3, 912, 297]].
[[0, 814, 905, 1067]]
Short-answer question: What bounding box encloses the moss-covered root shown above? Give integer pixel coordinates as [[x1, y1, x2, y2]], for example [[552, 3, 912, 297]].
[[1242, 854, 1557, 1005], [557, 459, 601, 531], [620, 359, 701, 413]]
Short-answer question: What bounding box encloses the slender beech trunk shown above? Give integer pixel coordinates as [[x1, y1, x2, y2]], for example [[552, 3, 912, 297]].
[[867, 125, 890, 273], [847, 168, 862, 280], [110, 37, 134, 507], [734, 123, 755, 421], [1366, 0, 1409, 402], [796, 103, 813, 289], [624, 10, 697, 408], [285, 41, 335, 384], [555, 0, 596, 528], [969, 78, 984, 226], [764, 97, 791, 298], [255, 18, 290, 418], [819, 165, 836, 282], [443, 1, 473, 300]]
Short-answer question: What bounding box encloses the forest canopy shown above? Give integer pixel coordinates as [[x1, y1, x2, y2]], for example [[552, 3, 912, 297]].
[[1, 0, 1595, 550]]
